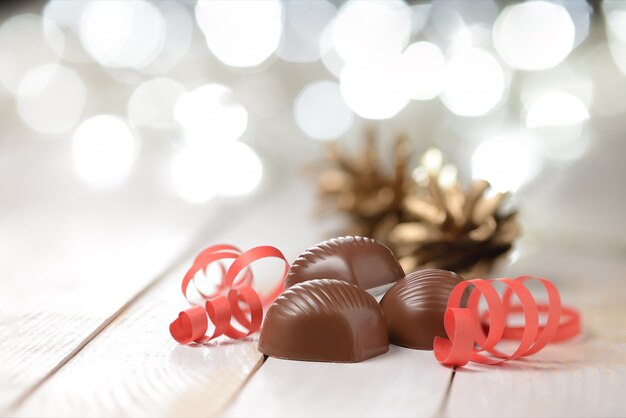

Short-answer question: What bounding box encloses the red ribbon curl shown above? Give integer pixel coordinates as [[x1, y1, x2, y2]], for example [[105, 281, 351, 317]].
[[170, 244, 289, 345], [434, 275, 581, 367]]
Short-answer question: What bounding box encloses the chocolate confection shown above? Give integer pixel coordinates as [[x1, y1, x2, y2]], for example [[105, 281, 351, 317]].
[[380, 269, 464, 350], [258, 279, 389, 362], [285, 236, 404, 291]]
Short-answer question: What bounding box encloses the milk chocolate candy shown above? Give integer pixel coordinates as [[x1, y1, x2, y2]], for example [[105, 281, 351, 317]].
[[380, 269, 464, 350], [285, 236, 404, 291], [258, 279, 389, 362]]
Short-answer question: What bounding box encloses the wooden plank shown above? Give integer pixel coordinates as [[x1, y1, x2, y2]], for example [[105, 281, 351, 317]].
[[12, 179, 331, 417], [6, 130, 625, 417], [12, 261, 265, 418], [0, 133, 220, 413], [445, 314, 626, 417], [223, 346, 452, 418], [0, 205, 212, 414], [445, 249, 626, 418]]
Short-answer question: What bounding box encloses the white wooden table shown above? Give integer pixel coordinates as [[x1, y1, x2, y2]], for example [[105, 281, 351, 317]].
[[2, 154, 625, 417]]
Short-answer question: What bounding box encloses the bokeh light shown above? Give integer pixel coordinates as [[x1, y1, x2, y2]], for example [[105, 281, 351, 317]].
[[171, 147, 218, 203], [333, 0, 411, 64], [606, 9, 626, 76], [278, 0, 336, 63], [0, 14, 64, 93], [421, 147, 443, 174], [0, 0, 611, 203], [79, 0, 165, 69], [43, 0, 92, 63], [17, 64, 86, 134], [73, 115, 137, 187], [174, 84, 248, 143], [128, 78, 186, 130], [216, 142, 263, 197], [440, 48, 505, 117], [402, 41, 445, 101], [319, 21, 345, 78], [172, 141, 263, 203], [494, 1, 575, 71], [448, 24, 493, 51], [525, 91, 590, 160], [340, 59, 410, 120], [141, 1, 194, 74], [472, 134, 537, 193], [438, 164, 458, 188], [195, 0, 283, 68], [559, 0, 592, 48], [294, 80, 354, 140], [410, 4, 431, 37], [427, 0, 498, 42], [426, 3, 463, 43], [526, 92, 589, 130]]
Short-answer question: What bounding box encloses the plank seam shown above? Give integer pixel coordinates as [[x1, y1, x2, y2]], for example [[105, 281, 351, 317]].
[[434, 366, 457, 418], [3, 194, 270, 416], [215, 355, 268, 417], [2, 236, 205, 416]]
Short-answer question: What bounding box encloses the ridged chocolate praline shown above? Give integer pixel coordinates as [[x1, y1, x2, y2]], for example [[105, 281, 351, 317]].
[[380, 269, 464, 350], [258, 279, 389, 362], [285, 236, 405, 290]]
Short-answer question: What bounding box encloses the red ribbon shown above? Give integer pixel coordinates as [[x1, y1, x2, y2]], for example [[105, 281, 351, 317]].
[[434, 276, 581, 367], [170, 244, 289, 345]]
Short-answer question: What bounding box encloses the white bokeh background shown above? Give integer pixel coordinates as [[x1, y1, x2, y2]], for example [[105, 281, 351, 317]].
[[0, 0, 625, 248]]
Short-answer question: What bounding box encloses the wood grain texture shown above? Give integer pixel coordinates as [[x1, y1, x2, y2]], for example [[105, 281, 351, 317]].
[[0, 197, 211, 413], [12, 179, 333, 417], [223, 346, 452, 418], [444, 247, 626, 418], [0, 133, 229, 413], [445, 316, 626, 417], [13, 262, 265, 417], [4, 133, 626, 417]]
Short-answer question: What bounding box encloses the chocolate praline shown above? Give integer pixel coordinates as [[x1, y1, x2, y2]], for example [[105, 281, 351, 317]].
[[380, 269, 464, 350], [258, 279, 389, 363], [285, 236, 405, 290]]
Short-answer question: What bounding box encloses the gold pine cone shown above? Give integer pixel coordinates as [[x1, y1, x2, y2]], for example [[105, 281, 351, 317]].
[[316, 134, 520, 278]]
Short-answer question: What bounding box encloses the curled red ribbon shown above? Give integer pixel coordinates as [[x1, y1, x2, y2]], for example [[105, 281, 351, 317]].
[[170, 244, 289, 344], [434, 276, 581, 367]]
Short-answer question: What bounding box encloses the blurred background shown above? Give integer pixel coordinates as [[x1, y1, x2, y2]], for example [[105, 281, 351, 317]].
[[1, 0, 626, 292]]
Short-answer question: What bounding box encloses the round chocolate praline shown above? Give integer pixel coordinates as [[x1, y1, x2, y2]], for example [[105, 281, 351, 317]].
[[259, 279, 389, 363], [285, 236, 405, 290], [380, 269, 464, 350]]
